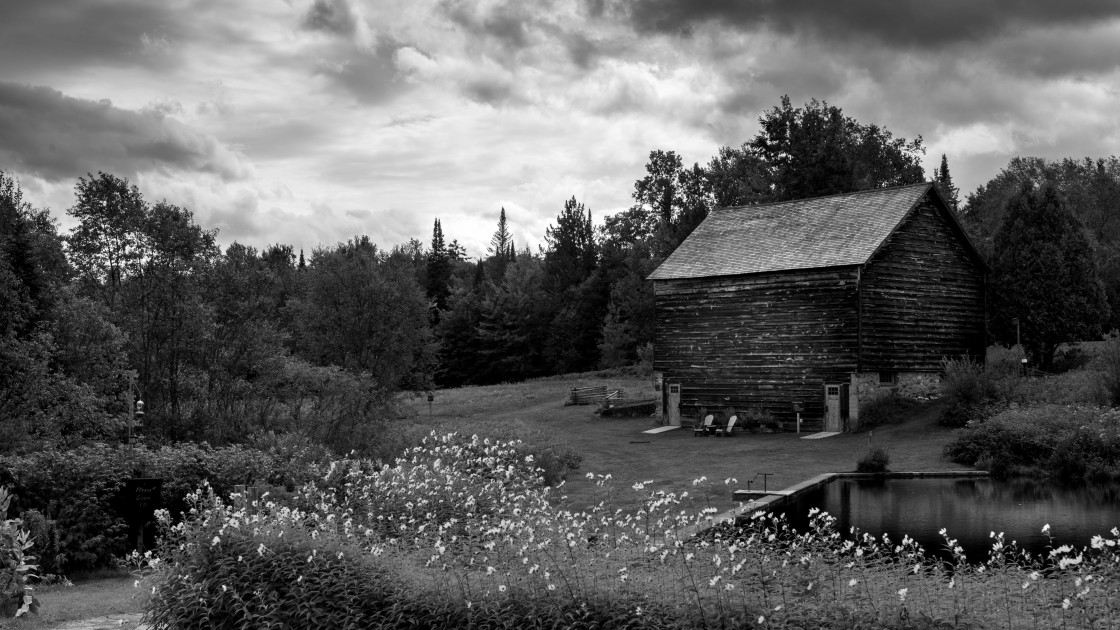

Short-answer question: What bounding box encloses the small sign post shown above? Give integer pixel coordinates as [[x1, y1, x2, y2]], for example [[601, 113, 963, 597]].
[[123, 477, 163, 553], [792, 402, 804, 434]]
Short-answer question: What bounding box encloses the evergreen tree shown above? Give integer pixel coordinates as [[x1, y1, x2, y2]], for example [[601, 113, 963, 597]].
[[933, 154, 960, 212], [989, 182, 1109, 370], [425, 218, 452, 313], [542, 197, 605, 372], [544, 197, 596, 291], [447, 239, 467, 261], [489, 207, 512, 258], [487, 207, 514, 280], [472, 259, 486, 288], [298, 249, 306, 270]]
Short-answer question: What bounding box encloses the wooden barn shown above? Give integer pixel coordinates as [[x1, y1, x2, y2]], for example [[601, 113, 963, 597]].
[[647, 182, 986, 432]]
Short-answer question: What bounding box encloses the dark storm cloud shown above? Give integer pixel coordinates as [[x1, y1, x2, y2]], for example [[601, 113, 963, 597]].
[[988, 27, 1120, 78], [0, 83, 248, 182], [0, 1, 191, 77], [441, 0, 611, 69], [303, 0, 361, 36], [619, 0, 1120, 49]]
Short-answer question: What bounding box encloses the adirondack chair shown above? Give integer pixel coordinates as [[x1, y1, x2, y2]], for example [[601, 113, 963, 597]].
[[714, 415, 738, 437], [692, 414, 715, 436]]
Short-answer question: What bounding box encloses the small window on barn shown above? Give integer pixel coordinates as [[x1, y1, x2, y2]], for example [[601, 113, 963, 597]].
[[879, 371, 897, 385]]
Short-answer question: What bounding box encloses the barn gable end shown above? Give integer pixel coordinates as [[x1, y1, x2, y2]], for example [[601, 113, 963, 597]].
[[860, 194, 987, 372]]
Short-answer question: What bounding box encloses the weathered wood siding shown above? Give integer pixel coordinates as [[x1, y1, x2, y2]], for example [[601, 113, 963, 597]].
[[653, 268, 860, 422], [860, 199, 986, 370]]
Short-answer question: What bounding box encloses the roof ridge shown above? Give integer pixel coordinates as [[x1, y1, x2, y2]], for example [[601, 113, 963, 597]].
[[721, 181, 932, 212]]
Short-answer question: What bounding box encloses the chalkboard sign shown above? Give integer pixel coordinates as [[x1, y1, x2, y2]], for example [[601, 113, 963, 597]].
[[123, 477, 162, 552]]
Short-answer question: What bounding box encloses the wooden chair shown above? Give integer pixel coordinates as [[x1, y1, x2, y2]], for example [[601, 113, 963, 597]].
[[714, 415, 738, 437], [692, 414, 715, 436]]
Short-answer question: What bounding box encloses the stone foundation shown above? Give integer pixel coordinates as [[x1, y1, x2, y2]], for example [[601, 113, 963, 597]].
[[849, 371, 940, 430]]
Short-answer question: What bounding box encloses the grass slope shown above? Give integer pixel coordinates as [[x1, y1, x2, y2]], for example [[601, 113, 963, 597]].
[[405, 372, 969, 515]]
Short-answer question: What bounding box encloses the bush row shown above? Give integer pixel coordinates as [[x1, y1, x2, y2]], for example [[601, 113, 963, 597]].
[[0, 433, 331, 574], [944, 404, 1120, 481]]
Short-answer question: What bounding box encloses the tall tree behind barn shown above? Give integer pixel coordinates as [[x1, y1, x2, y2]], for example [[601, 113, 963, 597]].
[[647, 183, 986, 431]]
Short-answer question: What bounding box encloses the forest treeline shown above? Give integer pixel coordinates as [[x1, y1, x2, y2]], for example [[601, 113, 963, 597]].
[[3, 95, 1119, 454]]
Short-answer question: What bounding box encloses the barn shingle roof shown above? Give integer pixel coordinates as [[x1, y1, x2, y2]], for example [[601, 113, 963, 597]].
[[648, 183, 935, 280]]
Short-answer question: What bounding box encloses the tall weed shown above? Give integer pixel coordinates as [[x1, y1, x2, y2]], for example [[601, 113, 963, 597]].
[[1, 487, 38, 618], [1093, 333, 1120, 407], [940, 356, 999, 426]]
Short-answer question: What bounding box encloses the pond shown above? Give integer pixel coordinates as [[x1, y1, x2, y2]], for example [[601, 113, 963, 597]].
[[775, 476, 1120, 563]]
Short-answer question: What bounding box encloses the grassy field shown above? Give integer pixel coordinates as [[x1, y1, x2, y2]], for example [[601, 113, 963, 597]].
[[0, 576, 147, 630], [402, 370, 970, 515]]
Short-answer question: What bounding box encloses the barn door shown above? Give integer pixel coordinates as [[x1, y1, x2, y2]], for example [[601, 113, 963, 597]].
[[667, 384, 681, 426], [824, 384, 842, 432]]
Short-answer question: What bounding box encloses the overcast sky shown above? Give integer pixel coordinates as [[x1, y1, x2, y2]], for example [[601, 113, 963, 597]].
[[2, 0, 1119, 258]]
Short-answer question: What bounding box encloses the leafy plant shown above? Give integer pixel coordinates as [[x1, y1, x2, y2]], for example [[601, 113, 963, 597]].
[[0, 487, 38, 618]]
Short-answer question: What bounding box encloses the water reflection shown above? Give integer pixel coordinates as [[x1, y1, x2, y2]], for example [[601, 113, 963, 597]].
[[777, 477, 1120, 562]]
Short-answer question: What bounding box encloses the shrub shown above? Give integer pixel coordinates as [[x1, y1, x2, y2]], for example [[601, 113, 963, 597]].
[[855, 448, 890, 473], [737, 408, 772, 432], [857, 392, 912, 428], [943, 405, 1120, 481], [0, 441, 334, 573], [1052, 344, 1094, 373]]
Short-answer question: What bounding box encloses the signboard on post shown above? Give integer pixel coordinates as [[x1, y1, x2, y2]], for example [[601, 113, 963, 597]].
[[123, 477, 162, 553]]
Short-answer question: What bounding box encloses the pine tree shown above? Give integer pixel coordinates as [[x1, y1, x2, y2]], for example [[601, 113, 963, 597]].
[[934, 154, 960, 212], [544, 196, 597, 291], [488, 208, 513, 280], [489, 208, 512, 258], [426, 218, 451, 313], [298, 249, 306, 270], [472, 259, 486, 288]]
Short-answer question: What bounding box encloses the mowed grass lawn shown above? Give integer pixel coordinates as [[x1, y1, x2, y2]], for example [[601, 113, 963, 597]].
[[404, 372, 972, 515]]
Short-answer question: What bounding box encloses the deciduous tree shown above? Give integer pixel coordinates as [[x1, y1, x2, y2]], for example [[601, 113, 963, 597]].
[[749, 96, 925, 201]]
